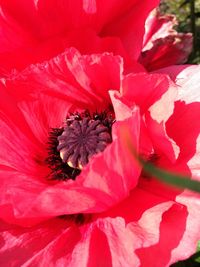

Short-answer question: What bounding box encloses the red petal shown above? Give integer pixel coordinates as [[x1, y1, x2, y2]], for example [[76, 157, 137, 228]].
[[0, 218, 80, 267], [102, 0, 160, 61], [140, 10, 192, 71], [121, 72, 172, 114]]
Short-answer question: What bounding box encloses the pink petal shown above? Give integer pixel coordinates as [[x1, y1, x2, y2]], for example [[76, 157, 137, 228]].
[[119, 72, 180, 162], [0, 216, 138, 267], [166, 101, 200, 162], [0, 218, 81, 267], [160, 65, 200, 173], [136, 203, 188, 266], [0, 118, 44, 173], [97, 188, 181, 265], [121, 72, 173, 114], [6, 48, 122, 110], [0, 85, 45, 173], [68, 217, 140, 267], [143, 9, 175, 48], [170, 192, 200, 264], [18, 94, 72, 145], [3, 48, 123, 145], [108, 186, 195, 266], [79, 105, 141, 201], [0, 186, 199, 266], [158, 65, 200, 103], [145, 79, 180, 162]]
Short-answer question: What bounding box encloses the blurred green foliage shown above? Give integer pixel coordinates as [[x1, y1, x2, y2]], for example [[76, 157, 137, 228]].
[[160, 0, 200, 63]]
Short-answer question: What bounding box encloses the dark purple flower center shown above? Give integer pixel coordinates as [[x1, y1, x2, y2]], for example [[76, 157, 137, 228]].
[[46, 111, 114, 181], [57, 116, 112, 169]]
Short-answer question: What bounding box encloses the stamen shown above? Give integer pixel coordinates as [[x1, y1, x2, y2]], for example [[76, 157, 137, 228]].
[[45, 128, 81, 180], [58, 213, 92, 225], [46, 111, 114, 181]]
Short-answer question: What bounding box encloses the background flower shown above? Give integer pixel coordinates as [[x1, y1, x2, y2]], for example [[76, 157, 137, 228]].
[[140, 9, 193, 71], [0, 0, 159, 76]]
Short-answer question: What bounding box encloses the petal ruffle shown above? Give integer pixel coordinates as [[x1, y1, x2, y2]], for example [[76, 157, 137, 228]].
[[3, 48, 124, 145], [5, 48, 123, 109], [140, 10, 192, 71]]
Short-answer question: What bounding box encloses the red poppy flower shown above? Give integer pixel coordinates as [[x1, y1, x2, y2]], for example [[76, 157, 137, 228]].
[[0, 0, 159, 76], [0, 49, 200, 266], [0, 48, 143, 226], [140, 9, 193, 71]]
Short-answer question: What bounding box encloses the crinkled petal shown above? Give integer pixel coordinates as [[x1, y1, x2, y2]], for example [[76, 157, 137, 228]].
[[140, 34, 192, 71], [3, 48, 123, 144], [140, 10, 192, 71], [143, 9, 178, 48], [131, 182, 199, 266], [0, 191, 172, 267], [0, 167, 117, 226], [0, 119, 45, 173], [5, 48, 122, 110], [18, 94, 72, 145]]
